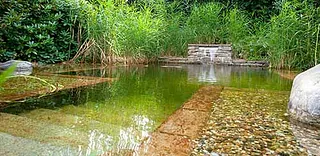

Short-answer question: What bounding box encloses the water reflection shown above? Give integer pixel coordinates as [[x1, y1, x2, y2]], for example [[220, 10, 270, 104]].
[[184, 64, 292, 90], [77, 115, 154, 155], [85, 130, 112, 155], [185, 64, 231, 83]]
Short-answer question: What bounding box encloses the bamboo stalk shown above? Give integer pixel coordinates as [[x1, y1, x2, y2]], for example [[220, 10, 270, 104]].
[[315, 24, 320, 66]]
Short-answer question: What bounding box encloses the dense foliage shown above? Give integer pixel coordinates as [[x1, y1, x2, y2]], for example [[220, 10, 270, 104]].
[[0, 0, 79, 64], [0, 0, 320, 69]]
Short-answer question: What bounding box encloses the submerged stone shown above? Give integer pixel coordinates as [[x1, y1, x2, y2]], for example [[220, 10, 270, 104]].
[[288, 64, 320, 127]]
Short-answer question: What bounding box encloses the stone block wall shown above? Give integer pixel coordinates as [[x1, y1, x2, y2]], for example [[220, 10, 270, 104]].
[[188, 44, 232, 64]]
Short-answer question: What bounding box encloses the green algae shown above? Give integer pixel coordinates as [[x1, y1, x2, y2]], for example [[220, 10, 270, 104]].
[[0, 75, 78, 101], [20, 108, 121, 137]]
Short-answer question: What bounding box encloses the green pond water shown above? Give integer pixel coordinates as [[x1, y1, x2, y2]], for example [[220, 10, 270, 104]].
[[0, 64, 292, 155]]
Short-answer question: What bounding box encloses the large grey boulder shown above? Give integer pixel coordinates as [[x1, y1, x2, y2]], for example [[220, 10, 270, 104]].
[[0, 60, 33, 76], [288, 64, 320, 127]]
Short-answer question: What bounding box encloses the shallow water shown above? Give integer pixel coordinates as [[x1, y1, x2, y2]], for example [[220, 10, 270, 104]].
[[0, 64, 293, 155]]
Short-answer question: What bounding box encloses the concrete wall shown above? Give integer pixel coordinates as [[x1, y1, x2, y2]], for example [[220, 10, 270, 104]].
[[187, 44, 232, 64]]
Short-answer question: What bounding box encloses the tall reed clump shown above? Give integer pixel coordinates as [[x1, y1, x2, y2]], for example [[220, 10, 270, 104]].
[[183, 3, 251, 58], [67, 0, 320, 70], [161, 2, 194, 57], [161, 13, 189, 56], [262, 1, 320, 69], [69, 0, 166, 64], [185, 3, 227, 44], [225, 8, 251, 58]]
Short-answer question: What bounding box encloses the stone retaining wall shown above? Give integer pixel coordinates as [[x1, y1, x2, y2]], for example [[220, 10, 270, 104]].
[[158, 44, 269, 67], [188, 44, 232, 64]]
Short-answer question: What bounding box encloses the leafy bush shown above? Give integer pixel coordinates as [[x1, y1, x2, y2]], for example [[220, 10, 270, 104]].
[[0, 0, 80, 64]]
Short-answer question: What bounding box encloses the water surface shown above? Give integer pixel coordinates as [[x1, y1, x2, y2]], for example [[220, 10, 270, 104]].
[[0, 64, 292, 155]]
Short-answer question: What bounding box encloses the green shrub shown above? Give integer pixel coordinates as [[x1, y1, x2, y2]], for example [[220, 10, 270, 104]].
[[0, 0, 80, 64], [215, 0, 277, 21]]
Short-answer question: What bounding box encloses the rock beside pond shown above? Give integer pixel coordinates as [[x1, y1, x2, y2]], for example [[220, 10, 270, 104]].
[[0, 60, 33, 75], [288, 64, 320, 127]]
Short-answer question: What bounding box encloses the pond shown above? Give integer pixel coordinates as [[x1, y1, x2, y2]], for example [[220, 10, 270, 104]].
[[0, 64, 293, 155]]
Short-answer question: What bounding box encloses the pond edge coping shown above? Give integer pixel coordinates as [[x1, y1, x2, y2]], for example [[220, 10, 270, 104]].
[[137, 85, 223, 155]]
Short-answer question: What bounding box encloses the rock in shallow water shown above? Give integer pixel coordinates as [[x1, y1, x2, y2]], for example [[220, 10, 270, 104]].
[[0, 60, 33, 75], [288, 64, 320, 127]]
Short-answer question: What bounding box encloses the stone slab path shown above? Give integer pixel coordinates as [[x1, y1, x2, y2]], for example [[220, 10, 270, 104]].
[[0, 132, 78, 156], [138, 86, 223, 156], [0, 112, 90, 147]]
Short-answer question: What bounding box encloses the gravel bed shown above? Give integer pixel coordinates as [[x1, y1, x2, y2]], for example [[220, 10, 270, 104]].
[[191, 88, 308, 156]]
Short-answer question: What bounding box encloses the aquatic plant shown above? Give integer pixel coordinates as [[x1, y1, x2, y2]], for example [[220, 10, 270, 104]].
[[185, 2, 227, 44]]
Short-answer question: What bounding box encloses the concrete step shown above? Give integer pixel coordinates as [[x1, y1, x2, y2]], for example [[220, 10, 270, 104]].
[[0, 112, 116, 154], [0, 132, 78, 156], [20, 108, 121, 137]]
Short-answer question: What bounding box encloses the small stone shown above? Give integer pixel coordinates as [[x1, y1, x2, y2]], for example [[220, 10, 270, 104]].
[[210, 152, 220, 156]]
